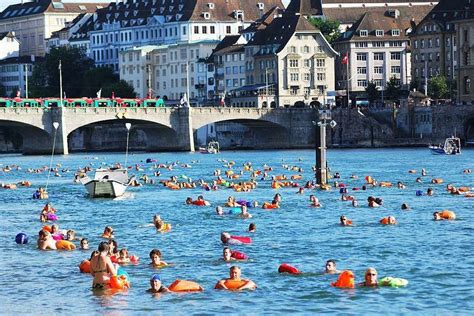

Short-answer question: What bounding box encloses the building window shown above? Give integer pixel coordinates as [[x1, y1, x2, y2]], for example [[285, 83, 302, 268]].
[[226, 26, 231, 34], [290, 87, 298, 95], [391, 66, 401, 74], [304, 59, 311, 67], [374, 52, 384, 61], [357, 67, 367, 74], [289, 59, 298, 67], [356, 53, 367, 61], [389, 41, 403, 47], [464, 76, 471, 94], [194, 26, 199, 34], [374, 66, 383, 74], [357, 80, 368, 87], [210, 26, 215, 34], [359, 30, 368, 37], [355, 42, 368, 48], [303, 73, 310, 81], [316, 59, 324, 67], [372, 41, 384, 47], [391, 29, 400, 36], [428, 39, 433, 48], [202, 26, 207, 34], [316, 73, 325, 81], [374, 79, 383, 87], [414, 40, 418, 49], [375, 30, 384, 37], [421, 40, 425, 48], [290, 73, 299, 81], [391, 52, 401, 60]]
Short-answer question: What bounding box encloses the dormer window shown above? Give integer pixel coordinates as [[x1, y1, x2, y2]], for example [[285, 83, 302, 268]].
[[257, 3, 264, 10], [391, 29, 400, 36], [176, 14, 182, 20], [160, 7, 164, 13], [359, 30, 368, 37], [234, 10, 244, 21], [125, 11, 129, 17], [208, 3, 215, 9], [375, 30, 384, 37], [203, 12, 210, 19], [134, 10, 138, 16], [179, 4, 183, 10]]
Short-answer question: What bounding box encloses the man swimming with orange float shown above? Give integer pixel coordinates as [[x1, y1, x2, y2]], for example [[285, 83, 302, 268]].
[[215, 266, 257, 291]]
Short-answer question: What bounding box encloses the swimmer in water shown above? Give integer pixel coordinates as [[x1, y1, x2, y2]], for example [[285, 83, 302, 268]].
[[216, 206, 224, 216], [239, 205, 252, 219], [358, 267, 378, 287], [37, 230, 57, 250], [401, 203, 410, 210], [90, 242, 117, 289], [248, 223, 256, 233], [149, 249, 168, 267], [117, 248, 130, 264], [215, 266, 257, 291], [340, 215, 352, 226], [147, 274, 170, 294], [80, 238, 89, 250], [102, 226, 114, 239], [324, 259, 340, 274]]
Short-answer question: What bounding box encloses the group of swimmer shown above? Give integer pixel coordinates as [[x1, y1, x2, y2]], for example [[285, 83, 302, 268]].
[[9, 156, 470, 296]]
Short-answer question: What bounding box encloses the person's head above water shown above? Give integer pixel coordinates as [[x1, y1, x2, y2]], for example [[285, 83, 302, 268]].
[[325, 259, 337, 273], [221, 232, 231, 243]]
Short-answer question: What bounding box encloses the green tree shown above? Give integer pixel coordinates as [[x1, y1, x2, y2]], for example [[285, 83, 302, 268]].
[[385, 77, 401, 100], [308, 17, 341, 44], [428, 75, 449, 99], [81, 67, 119, 97], [102, 80, 136, 99], [30, 46, 94, 97], [365, 81, 379, 104]]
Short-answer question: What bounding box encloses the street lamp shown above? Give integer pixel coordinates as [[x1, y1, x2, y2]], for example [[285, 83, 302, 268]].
[[313, 108, 337, 186]]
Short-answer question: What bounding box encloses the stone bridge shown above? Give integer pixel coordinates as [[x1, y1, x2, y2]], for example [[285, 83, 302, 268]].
[[0, 107, 318, 154]]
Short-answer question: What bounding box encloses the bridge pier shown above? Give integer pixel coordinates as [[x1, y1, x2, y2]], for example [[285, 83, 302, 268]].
[[175, 108, 194, 152], [50, 108, 69, 155]]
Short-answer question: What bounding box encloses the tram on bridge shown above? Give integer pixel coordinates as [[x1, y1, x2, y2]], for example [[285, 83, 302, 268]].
[[0, 97, 166, 108]]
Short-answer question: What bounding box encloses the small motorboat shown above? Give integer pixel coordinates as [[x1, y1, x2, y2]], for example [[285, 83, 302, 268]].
[[429, 137, 461, 155], [199, 141, 220, 154], [80, 168, 135, 198]]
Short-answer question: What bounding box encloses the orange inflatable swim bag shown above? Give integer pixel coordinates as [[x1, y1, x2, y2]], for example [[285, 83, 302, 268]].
[[440, 210, 456, 220], [223, 279, 248, 290], [42, 225, 52, 233], [168, 280, 203, 292], [109, 275, 130, 290], [56, 240, 76, 250], [331, 270, 355, 288], [79, 260, 91, 273]]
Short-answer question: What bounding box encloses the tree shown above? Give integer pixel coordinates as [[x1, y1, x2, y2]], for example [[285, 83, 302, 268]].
[[428, 75, 449, 99], [365, 81, 379, 104], [385, 77, 401, 101], [102, 80, 136, 99], [308, 17, 341, 44], [81, 67, 119, 97], [30, 46, 94, 97]]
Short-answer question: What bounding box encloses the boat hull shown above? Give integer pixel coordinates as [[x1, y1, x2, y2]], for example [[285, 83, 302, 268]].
[[84, 180, 128, 198]]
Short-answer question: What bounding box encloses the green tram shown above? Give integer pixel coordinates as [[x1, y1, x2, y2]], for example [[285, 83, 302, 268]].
[[0, 97, 166, 108]]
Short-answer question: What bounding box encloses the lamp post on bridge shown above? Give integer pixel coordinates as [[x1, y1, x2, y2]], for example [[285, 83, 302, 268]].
[[314, 108, 337, 186]]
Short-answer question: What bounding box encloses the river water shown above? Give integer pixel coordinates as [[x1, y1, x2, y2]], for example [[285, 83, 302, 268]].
[[0, 149, 473, 314]]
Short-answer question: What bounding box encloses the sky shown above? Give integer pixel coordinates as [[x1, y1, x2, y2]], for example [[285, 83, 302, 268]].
[[0, 0, 291, 12]]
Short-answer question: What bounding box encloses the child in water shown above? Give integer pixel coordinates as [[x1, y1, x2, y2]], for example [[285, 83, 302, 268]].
[[117, 248, 131, 264], [149, 249, 168, 267]]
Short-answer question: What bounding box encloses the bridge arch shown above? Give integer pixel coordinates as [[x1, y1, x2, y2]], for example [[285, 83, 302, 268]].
[[464, 116, 474, 144], [0, 120, 53, 154], [67, 118, 181, 152]]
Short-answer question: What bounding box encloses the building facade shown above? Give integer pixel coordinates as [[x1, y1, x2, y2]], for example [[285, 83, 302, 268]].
[[456, 17, 474, 103], [334, 8, 429, 102], [0, 56, 39, 97], [0, 31, 20, 60], [0, 0, 104, 56], [87, 0, 282, 72], [233, 13, 337, 108]]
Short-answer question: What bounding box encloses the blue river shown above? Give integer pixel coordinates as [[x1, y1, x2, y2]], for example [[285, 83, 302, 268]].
[[0, 148, 473, 314]]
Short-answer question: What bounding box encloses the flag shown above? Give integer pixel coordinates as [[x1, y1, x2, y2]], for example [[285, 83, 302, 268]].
[[112, 91, 115, 99], [180, 93, 187, 107], [341, 53, 349, 65], [96, 88, 102, 99], [220, 94, 225, 107], [16, 90, 20, 97], [58, 60, 62, 70]]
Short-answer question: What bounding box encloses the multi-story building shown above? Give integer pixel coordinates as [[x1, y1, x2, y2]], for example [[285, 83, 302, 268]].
[[0, 0, 105, 56], [88, 0, 282, 72], [235, 12, 337, 108], [323, 0, 437, 31], [120, 41, 217, 100], [209, 35, 247, 99], [455, 8, 474, 103], [334, 8, 429, 103], [0, 31, 20, 60], [0, 55, 41, 97], [409, 0, 462, 96], [45, 13, 92, 54]]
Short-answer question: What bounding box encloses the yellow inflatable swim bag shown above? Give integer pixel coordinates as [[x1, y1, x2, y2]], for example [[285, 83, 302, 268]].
[[56, 240, 76, 250]]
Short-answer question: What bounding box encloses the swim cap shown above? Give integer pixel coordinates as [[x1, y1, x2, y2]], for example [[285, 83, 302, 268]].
[[151, 274, 161, 281], [15, 233, 28, 244]]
